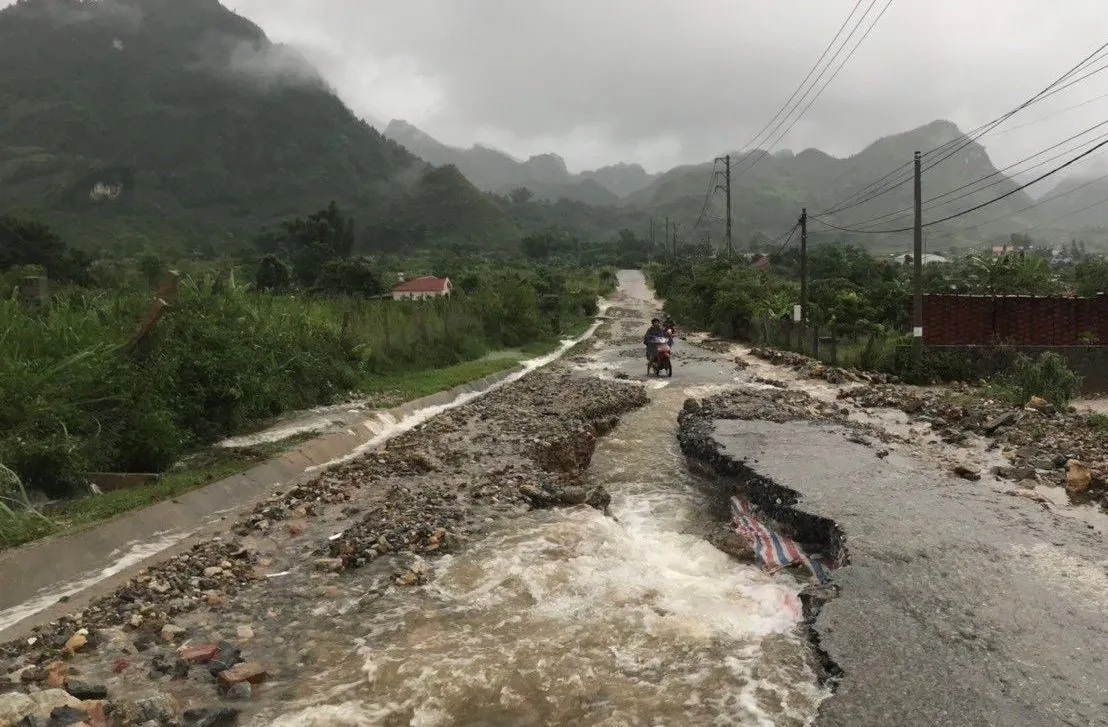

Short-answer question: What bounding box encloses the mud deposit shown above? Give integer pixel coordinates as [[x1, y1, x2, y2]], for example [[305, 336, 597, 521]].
[[0, 372, 647, 725], [1, 272, 834, 727]]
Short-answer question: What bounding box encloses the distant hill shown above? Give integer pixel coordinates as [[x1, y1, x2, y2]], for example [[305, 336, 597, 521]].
[[383, 120, 656, 205], [0, 0, 516, 252], [625, 120, 1039, 250], [1033, 174, 1108, 235]]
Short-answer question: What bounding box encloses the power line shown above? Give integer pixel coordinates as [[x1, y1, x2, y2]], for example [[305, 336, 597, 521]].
[[737, 0, 895, 178], [811, 135, 1108, 234], [730, 0, 868, 164], [1026, 191, 1108, 232], [955, 167, 1108, 233], [692, 159, 724, 229], [838, 120, 1108, 230], [990, 91, 1108, 137], [814, 41, 1108, 218]]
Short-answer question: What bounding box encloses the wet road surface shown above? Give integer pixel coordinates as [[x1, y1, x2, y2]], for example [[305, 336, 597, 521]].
[[710, 419, 1108, 726]]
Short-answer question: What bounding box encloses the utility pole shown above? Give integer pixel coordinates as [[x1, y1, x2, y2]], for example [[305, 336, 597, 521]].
[[799, 208, 808, 328], [665, 216, 670, 258], [912, 150, 923, 367], [649, 218, 655, 248], [724, 154, 733, 259]]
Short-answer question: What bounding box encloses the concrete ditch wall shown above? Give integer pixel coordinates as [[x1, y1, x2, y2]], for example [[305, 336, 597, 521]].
[[0, 367, 521, 636]]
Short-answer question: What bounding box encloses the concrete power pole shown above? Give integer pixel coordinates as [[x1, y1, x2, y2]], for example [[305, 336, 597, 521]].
[[912, 150, 923, 367], [724, 154, 733, 259], [800, 208, 808, 329]]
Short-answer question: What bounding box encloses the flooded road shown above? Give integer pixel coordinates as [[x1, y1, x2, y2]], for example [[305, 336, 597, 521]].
[[255, 272, 826, 725]]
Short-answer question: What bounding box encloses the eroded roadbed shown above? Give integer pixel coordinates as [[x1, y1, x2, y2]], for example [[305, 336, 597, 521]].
[[679, 387, 1108, 727], [0, 371, 647, 725]]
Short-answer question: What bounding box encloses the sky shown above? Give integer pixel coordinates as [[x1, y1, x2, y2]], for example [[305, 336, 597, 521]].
[[7, 0, 1108, 180]]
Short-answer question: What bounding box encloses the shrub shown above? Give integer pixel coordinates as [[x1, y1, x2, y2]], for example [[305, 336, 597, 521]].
[[1000, 352, 1081, 407]]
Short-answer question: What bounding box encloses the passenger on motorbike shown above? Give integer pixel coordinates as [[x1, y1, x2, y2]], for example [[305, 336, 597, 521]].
[[643, 318, 672, 363]]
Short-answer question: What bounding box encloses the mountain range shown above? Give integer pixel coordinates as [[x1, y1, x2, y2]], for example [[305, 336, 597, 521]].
[[2, 0, 1105, 257], [383, 120, 656, 205]]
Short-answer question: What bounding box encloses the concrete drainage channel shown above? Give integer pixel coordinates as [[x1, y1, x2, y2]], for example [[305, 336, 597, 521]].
[[0, 318, 607, 640]]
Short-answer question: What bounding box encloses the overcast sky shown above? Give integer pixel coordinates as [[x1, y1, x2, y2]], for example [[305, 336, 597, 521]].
[[9, 0, 1108, 179]]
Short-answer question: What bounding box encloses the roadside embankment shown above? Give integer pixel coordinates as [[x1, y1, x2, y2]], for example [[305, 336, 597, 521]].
[[0, 370, 647, 725]]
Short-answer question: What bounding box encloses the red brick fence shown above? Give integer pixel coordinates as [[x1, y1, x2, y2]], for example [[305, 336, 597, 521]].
[[922, 293, 1108, 346]]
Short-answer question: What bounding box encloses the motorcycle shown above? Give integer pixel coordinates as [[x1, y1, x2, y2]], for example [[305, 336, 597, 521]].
[[647, 336, 673, 377]]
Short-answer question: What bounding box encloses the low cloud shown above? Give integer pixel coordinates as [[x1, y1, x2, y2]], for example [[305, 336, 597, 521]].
[[224, 39, 328, 90]]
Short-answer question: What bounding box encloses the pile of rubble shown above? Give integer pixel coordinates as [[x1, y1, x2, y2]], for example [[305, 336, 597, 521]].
[[746, 347, 900, 386], [838, 384, 1108, 508]]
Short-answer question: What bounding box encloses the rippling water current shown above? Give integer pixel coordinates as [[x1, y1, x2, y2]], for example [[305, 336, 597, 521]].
[[257, 379, 827, 726]]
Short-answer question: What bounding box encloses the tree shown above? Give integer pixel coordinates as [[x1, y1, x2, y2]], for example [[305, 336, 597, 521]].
[[0, 214, 90, 283], [509, 187, 535, 205], [264, 202, 357, 286], [254, 254, 293, 292], [314, 257, 383, 296]]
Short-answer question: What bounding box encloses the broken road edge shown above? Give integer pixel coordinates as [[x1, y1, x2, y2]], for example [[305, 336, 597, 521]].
[[675, 397, 849, 693]]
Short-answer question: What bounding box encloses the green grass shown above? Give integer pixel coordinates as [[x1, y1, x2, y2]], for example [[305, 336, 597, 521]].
[[0, 327, 593, 551]]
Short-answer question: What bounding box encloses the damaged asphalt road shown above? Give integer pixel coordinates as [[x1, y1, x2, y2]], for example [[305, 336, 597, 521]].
[[681, 387, 1108, 727]]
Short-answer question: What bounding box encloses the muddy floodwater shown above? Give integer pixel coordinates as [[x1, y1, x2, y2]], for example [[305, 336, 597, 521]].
[[254, 274, 826, 726]]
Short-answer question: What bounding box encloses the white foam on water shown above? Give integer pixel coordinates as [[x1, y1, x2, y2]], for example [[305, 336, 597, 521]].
[[334, 494, 820, 725], [0, 531, 192, 633]]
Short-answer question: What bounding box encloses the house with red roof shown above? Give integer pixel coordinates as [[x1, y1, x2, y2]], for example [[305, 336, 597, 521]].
[[391, 275, 452, 301]]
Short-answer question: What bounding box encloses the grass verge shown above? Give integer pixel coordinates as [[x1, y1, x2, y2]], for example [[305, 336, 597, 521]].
[[0, 327, 592, 551]]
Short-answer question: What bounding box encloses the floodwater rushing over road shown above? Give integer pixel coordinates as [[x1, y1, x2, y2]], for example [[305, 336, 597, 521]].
[[259, 274, 826, 726]]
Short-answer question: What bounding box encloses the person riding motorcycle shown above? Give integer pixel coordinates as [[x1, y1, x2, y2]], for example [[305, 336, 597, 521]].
[[663, 316, 678, 345], [643, 318, 673, 365]]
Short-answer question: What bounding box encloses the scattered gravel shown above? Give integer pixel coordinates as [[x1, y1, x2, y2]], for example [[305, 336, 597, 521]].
[[0, 370, 648, 724]]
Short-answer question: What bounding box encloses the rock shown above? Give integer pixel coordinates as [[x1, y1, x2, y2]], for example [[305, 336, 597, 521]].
[[29, 689, 82, 715], [160, 624, 186, 642], [224, 682, 252, 700], [205, 592, 229, 609], [182, 707, 240, 727], [1010, 489, 1050, 507], [981, 411, 1019, 433], [46, 705, 87, 726], [20, 665, 47, 683], [203, 566, 224, 578], [558, 486, 589, 506], [1027, 396, 1051, 412], [178, 644, 220, 664], [79, 701, 107, 727], [133, 693, 180, 725], [207, 643, 242, 676], [62, 632, 87, 655], [150, 653, 191, 681], [313, 558, 343, 573], [1066, 460, 1093, 494], [584, 486, 612, 512], [53, 650, 82, 673], [111, 659, 130, 674], [216, 663, 267, 689], [235, 626, 254, 642], [953, 464, 981, 481], [63, 683, 107, 701], [0, 693, 37, 725]]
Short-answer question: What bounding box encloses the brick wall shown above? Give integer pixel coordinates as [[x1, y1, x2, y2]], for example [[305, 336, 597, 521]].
[[921, 293, 1108, 346]]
